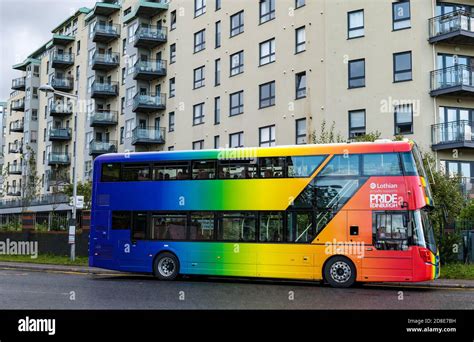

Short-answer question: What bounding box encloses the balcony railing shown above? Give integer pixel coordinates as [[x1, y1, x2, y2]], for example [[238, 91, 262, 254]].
[[133, 93, 166, 112], [46, 170, 71, 187], [89, 140, 118, 155], [91, 81, 119, 98], [92, 52, 120, 70], [431, 120, 474, 150], [0, 193, 69, 209], [11, 77, 26, 90], [133, 59, 167, 80], [51, 51, 75, 69], [50, 101, 73, 116], [90, 110, 118, 126], [6, 187, 21, 197], [11, 98, 25, 111], [132, 127, 166, 145], [430, 64, 474, 96], [8, 163, 22, 175], [51, 76, 74, 91], [429, 10, 474, 45], [93, 23, 121, 43], [134, 26, 167, 48], [49, 127, 72, 141], [48, 152, 71, 165], [9, 120, 24, 133], [8, 143, 22, 154]]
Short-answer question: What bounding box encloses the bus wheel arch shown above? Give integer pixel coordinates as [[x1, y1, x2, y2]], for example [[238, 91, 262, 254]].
[[153, 251, 180, 281], [322, 255, 357, 288]]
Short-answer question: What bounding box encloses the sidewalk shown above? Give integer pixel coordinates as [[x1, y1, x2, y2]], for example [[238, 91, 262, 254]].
[[0, 261, 473, 288]]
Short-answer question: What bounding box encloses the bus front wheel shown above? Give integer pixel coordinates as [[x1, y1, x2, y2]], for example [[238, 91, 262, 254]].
[[323, 256, 356, 288], [153, 252, 180, 281]]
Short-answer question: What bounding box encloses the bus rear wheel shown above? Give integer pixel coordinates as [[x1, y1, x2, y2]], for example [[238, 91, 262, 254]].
[[324, 256, 356, 288], [154, 252, 180, 281]]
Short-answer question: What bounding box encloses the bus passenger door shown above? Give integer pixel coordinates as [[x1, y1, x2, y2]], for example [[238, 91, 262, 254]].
[[117, 212, 149, 271], [361, 211, 414, 282]]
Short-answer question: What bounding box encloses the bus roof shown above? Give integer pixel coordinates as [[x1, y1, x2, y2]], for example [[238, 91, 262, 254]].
[[94, 140, 414, 164]]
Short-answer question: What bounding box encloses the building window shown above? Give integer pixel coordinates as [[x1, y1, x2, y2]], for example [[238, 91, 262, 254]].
[[393, 1, 411, 30], [125, 119, 134, 138], [194, 29, 206, 53], [215, 59, 221, 86], [230, 91, 244, 116], [193, 66, 205, 89], [168, 146, 175, 151], [169, 78, 176, 98], [31, 109, 38, 121], [259, 81, 276, 108], [295, 72, 306, 99], [214, 96, 221, 124], [230, 50, 244, 76], [259, 125, 276, 147], [296, 119, 306, 144], [216, 0, 221, 11], [120, 127, 124, 144], [295, 0, 305, 9], [193, 140, 204, 150], [193, 103, 205, 125], [195, 0, 206, 17], [393, 51, 412, 82], [121, 97, 125, 114], [229, 131, 244, 148], [394, 104, 413, 135], [170, 44, 176, 64], [170, 10, 177, 30], [230, 10, 244, 37], [215, 21, 221, 48], [169, 112, 175, 132], [260, 0, 275, 24], [259, 38, 275, 66], [214, 135, 220, 149], [122, 67, 126, 84], [348, 59, 365, 88], [295, 26, 306, 53], [349, 110, 366, 138], [122, 38, 127, 55], [126, 87, 135, 106], [348, 9, 364, 38]]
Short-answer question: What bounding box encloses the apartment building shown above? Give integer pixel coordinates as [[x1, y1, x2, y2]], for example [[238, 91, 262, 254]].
[[1, 0, 474, 217]]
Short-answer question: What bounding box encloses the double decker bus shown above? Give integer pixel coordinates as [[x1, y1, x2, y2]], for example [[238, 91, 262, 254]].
[[89, 140, 439, 287]]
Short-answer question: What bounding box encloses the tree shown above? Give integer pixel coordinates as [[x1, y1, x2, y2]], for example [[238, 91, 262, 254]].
[[63, 181, 92, 210], [311, 120, 345, 144], [21, 146, 42, 211]]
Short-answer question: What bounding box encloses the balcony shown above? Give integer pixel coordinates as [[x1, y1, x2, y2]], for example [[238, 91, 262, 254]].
[[90, 110, 118, 127], [48, 152, 71, 166], [93, 23, 120, 43], [51, 77, 74, 92], [134, 26, 167, 48], [132, 127, 165, 145], [11, 77, 26, 91], [11, 98, 25, 111], [92, 52, 120, 71], [134, 59, 167, 81], [50, 101, 73, 117], [51, 51, 75, 69], [46, 170, 70, 187], [461, 177, 474, 200], [8, 163, 22, 175], [89, 140, 118, 156], [9, 120, 24, 133], [49, 127, 72, 141], [133, 93, 166, 113], [123, 0, 169, 24], [429, 10, 474, 45], [91, 81, 118, 98], [431, 120, 474, 150], [6, 187, 21, 197], [8, 143, 22, 154], [430, 65, 474, 97]]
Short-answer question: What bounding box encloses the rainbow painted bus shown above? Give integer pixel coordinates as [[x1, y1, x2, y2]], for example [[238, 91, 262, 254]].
[[89, 140, 439, 287]]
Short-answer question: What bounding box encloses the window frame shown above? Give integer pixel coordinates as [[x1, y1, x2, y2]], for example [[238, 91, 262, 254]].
[[393, 51, 413, 83], [194, 29, 206, 53], [295, 118, 307, 145], [347, 9, 365, 39], [259, 125, 276, 147], [229, 90, 244, 116], [259, 81, 276, 109], [295, 26, 306, 54], [348, 109, 366, 138], [348, 58, 366, 89], [259, 38, 276, 66], [394, 104, 414, 135], [230, 10, 244, 37], [260, 0, 276, 24], [295, 71, 307, 99], [193, 102, 205, 126], [392, 0, 411, 31], [193, 65, 206, 89], [230, 50, 244, 76]]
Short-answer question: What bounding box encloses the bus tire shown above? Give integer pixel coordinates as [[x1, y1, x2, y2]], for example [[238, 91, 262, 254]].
[[323, 256, 356, 288], [153, 252, 180, 281]]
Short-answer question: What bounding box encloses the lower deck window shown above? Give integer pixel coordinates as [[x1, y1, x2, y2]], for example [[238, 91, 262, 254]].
[[189, 213, 215, 240], [218, 213, 256, 241], [151, 214, 187, 240], [373, 212, 409, 250]]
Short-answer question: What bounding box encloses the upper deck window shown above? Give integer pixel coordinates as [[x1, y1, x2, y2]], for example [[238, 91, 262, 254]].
[[101, 163, 121, 182], [362, 153, 402, 176]]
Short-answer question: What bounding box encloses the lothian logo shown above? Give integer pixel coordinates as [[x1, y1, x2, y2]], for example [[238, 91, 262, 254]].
[[370, 183, 398, 190]]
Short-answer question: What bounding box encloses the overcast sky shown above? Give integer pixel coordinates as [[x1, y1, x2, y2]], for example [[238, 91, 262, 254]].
[[0, 0, 97, 101]]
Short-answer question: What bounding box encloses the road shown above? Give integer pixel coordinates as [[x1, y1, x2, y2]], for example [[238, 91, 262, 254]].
[[0, 269, 472, 310]]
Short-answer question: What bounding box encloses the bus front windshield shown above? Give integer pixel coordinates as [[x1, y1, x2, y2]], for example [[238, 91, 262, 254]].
[[412, 210, 438, 255]]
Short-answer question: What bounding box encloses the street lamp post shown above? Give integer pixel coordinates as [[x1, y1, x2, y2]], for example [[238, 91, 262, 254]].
[[39, 84, 79, 261]]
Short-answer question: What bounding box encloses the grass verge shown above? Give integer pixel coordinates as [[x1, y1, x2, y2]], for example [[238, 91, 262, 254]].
[[440, 263, 474, 280], [0, 254, 88, 266]]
